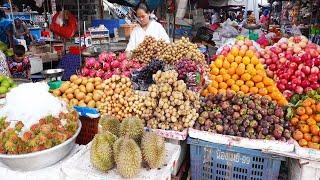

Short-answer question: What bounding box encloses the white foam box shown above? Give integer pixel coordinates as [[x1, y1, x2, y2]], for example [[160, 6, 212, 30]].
[[165, 139, 186, 176], [61, 142, 181, 180], [189, 128, 294, 152], [289, 158, 320, 180], [29, 56, 43, 74]]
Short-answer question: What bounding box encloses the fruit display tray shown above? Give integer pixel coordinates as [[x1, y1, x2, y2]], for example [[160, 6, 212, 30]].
[[188, 128, 294, 152], [61, 142, 181, 180]]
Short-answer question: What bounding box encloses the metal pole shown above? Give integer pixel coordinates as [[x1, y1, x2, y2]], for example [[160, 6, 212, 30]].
[[77, 0, 82, 67], [8, 0, 16, 38]]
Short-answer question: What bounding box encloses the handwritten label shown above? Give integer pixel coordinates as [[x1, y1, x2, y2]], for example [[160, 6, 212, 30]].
[[216, 150, 251, 164]]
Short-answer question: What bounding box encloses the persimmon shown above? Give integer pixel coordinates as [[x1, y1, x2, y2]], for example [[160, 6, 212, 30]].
[[305, 107, 313, 115], [300, 124, 310, 133], [293, 130, 304, 141], [312, 136, 320, 143], [299, 139, 308, 146], [201, 89, 209, 97], [296, 107, 306, 115], [307, 118, 317, 126], [315, 114, 320, 122], [310, 125, 320, 136], [316, 103, 320, 113], [302, 98, 312, 107], [300, 114, 309, 121], [304, 133, 312, 142], [290, 117, 299, 126]]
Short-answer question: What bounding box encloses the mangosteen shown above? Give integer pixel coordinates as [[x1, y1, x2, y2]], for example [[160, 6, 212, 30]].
[[273, 129, 283, 139], [275, 107, 284, 118], [261, 96, 269, 105], [250, 120, 258, 128], [198, 117, 206, 125], [205, 119, 213, 127], [248, 100, 256, 109], [267, 108, 275, 116], [232, 105, 241, 112], [233, 112, 240, 119], [226, 91, 234, 99], [262, 128, 269, 135], [255, 113, 262, 121], [232, 124, 239, 132], [236, 132, 242, 137], [216, 125, 224, 133], [228, 129, 235, 136], [283, 129, 291, 140], [223, 124, 230, 131], [201, 111, 209, 119], [259, 109, 267, 116], [243, 119, 250, 127]]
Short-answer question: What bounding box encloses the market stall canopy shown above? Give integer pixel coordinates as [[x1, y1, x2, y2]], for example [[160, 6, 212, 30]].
[[208, 0, 269, 7], [106, 0, 163, 11]]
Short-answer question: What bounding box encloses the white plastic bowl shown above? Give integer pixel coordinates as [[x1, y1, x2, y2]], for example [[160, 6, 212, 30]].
[[0, 121, 82, 171]]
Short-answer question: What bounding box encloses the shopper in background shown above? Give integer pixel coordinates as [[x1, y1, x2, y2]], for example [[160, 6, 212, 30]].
[[6, 45, 30, 79], [0, 9, 14, 48], [125, 2, 170, 54], [14, 18, 34, 46]]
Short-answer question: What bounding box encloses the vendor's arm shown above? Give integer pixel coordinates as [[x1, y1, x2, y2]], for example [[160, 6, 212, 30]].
[[125, 28, 138, 55]]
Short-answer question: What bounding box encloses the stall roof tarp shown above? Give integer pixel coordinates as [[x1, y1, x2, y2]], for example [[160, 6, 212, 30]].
[[107, 0, 163, 11], [209, 0, 268, 7]]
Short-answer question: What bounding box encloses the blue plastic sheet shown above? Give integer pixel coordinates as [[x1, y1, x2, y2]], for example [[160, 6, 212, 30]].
[[74, 106, 100, 118]]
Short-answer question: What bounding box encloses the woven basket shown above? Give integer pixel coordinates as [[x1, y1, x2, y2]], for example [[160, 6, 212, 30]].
[[76, 116, 100, 145]]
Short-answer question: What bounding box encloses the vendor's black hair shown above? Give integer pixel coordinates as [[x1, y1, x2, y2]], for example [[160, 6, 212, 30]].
[[135, 1, 150, 13], [13, 45, 26, 57], [0, 10, 6, 19]]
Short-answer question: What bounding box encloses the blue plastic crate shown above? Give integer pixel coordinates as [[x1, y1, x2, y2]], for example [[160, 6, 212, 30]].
[[188, 137, 284, 180]]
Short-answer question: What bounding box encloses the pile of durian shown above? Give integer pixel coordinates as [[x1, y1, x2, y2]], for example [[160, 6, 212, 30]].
[[90, 115, 166, 178]]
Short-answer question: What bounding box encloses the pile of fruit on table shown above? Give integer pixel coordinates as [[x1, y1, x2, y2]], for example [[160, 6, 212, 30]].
[[0, 75, 16, 96]]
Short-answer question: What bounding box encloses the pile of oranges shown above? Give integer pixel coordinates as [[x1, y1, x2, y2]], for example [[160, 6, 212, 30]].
[[202, 43, 287, 106], [292, 98, 320, 149]]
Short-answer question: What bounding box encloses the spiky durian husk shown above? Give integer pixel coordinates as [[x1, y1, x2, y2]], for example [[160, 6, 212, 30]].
[[115, 138, 142, 178], [119, 116, 144, 143], [141, 132, 166, 169], [113, 137, 125, 162], [90, 132, 117, 171], [99, 115, 120, 136]]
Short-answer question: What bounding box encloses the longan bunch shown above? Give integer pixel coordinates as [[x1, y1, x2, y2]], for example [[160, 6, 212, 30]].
[[142, 70, 200, 131]]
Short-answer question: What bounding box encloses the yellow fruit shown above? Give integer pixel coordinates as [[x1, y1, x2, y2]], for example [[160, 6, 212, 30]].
[[230, 62, 238, 68], [256, 82, 265, 89], [228, 67, 236, 75], [210, 67, 220, 75], [226, 79, 235, 86], [232, 74, 239, 80], [242, 57, 251, 65], [252, 75, 263, 83], [255, 64, 265, 70], [241, 73, 251, 81], [236, 67, 245, 75], [208, 86, 218, 94], [239, 49, 246, 57], [245, 80, 255, 87], [250, 87, 259, 94], [245, 50, 254, 58], [256, 70, 266, 76], [240, 85, 249, 94], [215, 75, 224, 83], [223, 60, 231, 69], [263, 77, 274, 86], [267, 86, 277, 93], [259, 88, 268, 96], [223, 74, 231, 81], [236, 80, 244, 86], [226, 54, 235, 63], [219, 82, 228, 89], [231, 47, 239, 56], [219, 68, 227, 75], [246, 64, 255, 70], [231, 84, 240, 92], [215, 58, 223, 68], [235, 56, 242, 64], [211, 80, 219, 89], [218, 89, 226, 94], [251, 56, 260, 65], [247, 68, 257, 76], [210, 63, 216, 69]]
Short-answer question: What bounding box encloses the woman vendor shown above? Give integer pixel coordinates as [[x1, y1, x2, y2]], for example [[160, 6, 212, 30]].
[[125, 2, 170, 54]]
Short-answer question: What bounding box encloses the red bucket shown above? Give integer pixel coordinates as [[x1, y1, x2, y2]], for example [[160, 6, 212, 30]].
[[69, 46, 85, 55]]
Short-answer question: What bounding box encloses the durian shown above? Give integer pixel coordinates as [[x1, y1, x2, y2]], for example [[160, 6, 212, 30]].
[[99, 115, 120, 136], [115, 137, 142, 178], [90, 132, 117, 171], [119, 116, 144, 143], [113, 137, 125, 162], [141, 132, 166, 169]]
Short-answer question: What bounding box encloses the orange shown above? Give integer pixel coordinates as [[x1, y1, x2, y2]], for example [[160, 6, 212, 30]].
[[300, 124, 310, 133], [226, 79, 235, 86], [299, 139, 308, 146], [245, 50, 254, 58], [236, 67, 245, 75], [210, 67, 220, 75], [223, 74, 231, 81], [236, 80, 244, 86], [312, 136, 320, 143], [245, 80, 255, 87], [305, 107, 313, 115], [304, 133, 312, 142], [242, 57, 251, 65], [256, 82, 265, 89], [251, 56, 260, 65], [263, 77, 274, 86], [255, 64, 265, 70], [278, 99, 288, 106], [310, 124, 320, 135], [215, 58, 223, 68], [315, 114, 320, 122], [208, 86, 218, 94], [201, 89, 209, 97], [302, 98, 313, 107], [290, 117, 299, 126], [210, 75, 216, 80], [239, 49, 246, 57], [223, 60, 231, 69], [249, 87, 259, 94], [232, 74, 239, 81], [252, 75, 263, 83], [215, 75, 224, 83], [256, 69, 266, 76], [316, 103, 320, 113], [231, 84, 240, 92], [240, 85, 249, 93], [238, 63, 246, 69], [293, 130, 304, 140], [219, 82, 228, 89], [235, 56, 242, 64], [258, 88, 268, 96], [211, 80, 219, 89], [296, 107, 306, 116], [210, 63, 216, 69], [270, 92, 281, 100], [308, 142, 320, 149], [230, 62, 238, 68], [307, 118, 316, 126], [300, 114, 309, 121], [228, 67, 236, 75], [230, 47, 239, 56], [266, 86, 277, 93], [241, 73, 251, 81], [218, 89, 226, 94], [226, 54, 235, 63], [219, 68, 227, 75]]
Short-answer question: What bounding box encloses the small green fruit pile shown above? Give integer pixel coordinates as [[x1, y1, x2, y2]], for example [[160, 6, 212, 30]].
[[91, 116, 166, 178], [0, 75, 17, 95]]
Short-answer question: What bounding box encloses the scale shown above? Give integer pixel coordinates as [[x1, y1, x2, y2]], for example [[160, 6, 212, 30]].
[[41, 69, 64, 90]]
